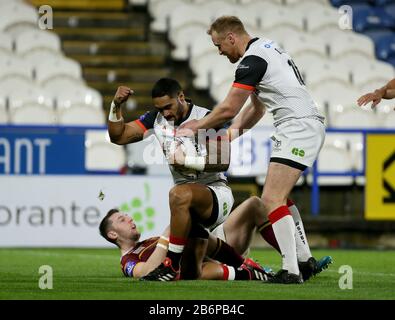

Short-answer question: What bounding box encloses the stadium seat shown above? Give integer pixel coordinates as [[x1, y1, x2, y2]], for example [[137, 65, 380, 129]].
[[328, 32, 375, 60], [43, 78, 87, 99], [283, 33, 327, 58], [8, 87, 54, 110], [0, 33, 13, 53], [9, 103, 57, 125], [305, 5, 341, 34], [259, 6, 304, 32], [335, 53, 377, 72], [358, 79, 392, 95], [304, 62, 349, 88], [352, 5, 395, 32], [58, 105, 105, 126], [0, 96, 8, 124], [85, 129, 126, 172], [56, 86, 103, 110], [0, 2, 38, 37], [310, 83, 360, 125], [149, 0, 189, 32], [35, 57, 83, 84], [0, 78, 38, 97], [350, 60, 394, 88], [21, 50, 64, 67], [374, 33, 395, 60], [308, 136, 354, 186], [264, 29, 305, 49], [0, 57, 33, 81], [331, 106, 381, 128], [210, 75, 233, 103], [376, 104, 395, 128], [191, 51, 223, 89], [168, 6, 210, 61], [15, 29, 61, 55]]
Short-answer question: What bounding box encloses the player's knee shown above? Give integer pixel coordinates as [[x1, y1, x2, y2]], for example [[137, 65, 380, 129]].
[[261, 193, 284, 210], [247, 196, 264, 211], [169, 185, 193, 208]]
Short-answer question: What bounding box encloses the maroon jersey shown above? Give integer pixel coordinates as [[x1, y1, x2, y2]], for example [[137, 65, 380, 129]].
[[120, 237, 159, 277]]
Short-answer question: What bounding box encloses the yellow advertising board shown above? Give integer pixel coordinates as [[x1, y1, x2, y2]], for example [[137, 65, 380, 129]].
[[365, 134, 395, 220]]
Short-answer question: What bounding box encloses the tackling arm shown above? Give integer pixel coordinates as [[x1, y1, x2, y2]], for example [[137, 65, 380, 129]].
[[228, 93, 266, 141]]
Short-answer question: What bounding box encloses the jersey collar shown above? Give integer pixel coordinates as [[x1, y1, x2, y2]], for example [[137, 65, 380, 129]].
[[176, 99, 194, 126], [245, 37, 259, 52]]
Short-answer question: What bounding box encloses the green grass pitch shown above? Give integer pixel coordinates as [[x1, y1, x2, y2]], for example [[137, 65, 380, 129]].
[[0, 248, 394, 300]]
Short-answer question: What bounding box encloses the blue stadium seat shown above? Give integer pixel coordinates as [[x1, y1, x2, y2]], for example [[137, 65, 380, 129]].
[[374, 34, 395, 60], [373, 0, 395, 6], [352, 5, 395, 32], [384, 55, 395, 67], [330, 0, 370, 7]]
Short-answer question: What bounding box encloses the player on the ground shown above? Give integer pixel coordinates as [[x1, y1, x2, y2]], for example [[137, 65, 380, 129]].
[[177, 16, 327, 283], [99, 200, 272, 281]]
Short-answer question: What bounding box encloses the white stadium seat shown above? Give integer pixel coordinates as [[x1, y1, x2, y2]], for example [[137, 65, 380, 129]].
[[305, 5, 341, 35], [259, 6, 304, 32], [149, 0, 188, 32], [15, 29, 61, 55], [0, 57, 33, 81], [85, 130, 126, 172], [308, 136, 354, 186], [331, 106, 381, 128], [0, 96, 8, 124], [35, 57, 83, 84], [8, 87, 54, 109], [56, 87, 103, 110], [0, 2, 38, 37], [21, 50, 64, 66], [0, 78, 38, 96], [350, 61, 394, 88], [304, 62, 349, 88], [192, 52, 223, 89], [283, 33, 327, 58], [43, 79, 87, 98], [328, 32, 375, 60], [168, 6, 210, 61], [58, 105, 105, 126], [9, 103, 57, 125], [0, 32, 13, 53]]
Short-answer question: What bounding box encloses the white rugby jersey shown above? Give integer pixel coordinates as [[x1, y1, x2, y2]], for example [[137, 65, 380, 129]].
[[233, 37, 324, 126], [134, 101, 228, 185]]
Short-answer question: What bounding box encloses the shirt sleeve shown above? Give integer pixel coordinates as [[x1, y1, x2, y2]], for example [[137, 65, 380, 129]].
[[134, 110, 158, 132], [122, 260, 138, 277], [233, 55, 268, 91]]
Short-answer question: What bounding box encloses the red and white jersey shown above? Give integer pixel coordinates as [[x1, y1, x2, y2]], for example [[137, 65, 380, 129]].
[[233, 37, 324, 126]]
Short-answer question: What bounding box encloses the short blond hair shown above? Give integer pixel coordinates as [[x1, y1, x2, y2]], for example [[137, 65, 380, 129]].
[[207, 16, 247, 37]]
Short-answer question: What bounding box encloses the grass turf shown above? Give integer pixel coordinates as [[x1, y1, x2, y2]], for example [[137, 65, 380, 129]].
[[0, 248, 394, 300]]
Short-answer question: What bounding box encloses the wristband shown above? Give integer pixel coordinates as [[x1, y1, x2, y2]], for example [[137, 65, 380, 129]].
[[157, 236, 169, 250], [184, 156, 205, 171], [109, 101, 122, 122]]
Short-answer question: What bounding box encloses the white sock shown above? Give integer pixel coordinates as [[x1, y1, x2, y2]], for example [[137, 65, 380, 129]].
[[270, 209, 299, 275], [288, 202, 312, 262]]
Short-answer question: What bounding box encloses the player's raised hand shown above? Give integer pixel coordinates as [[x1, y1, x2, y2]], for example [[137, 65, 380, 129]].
[[114, 86, 134, 106]]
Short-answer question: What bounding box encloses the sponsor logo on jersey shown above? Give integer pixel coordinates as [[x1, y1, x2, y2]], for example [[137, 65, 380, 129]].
[[237, 64, 250, 70], [124, 261, 137, 277]]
